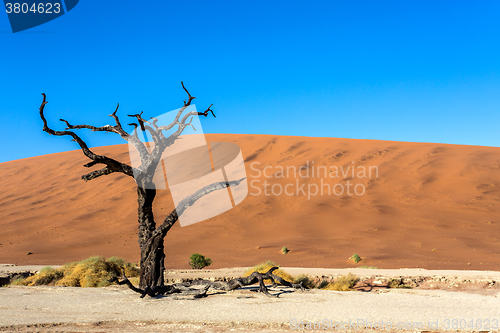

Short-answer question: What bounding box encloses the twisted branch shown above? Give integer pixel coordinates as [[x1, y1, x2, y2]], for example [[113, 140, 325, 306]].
[[127, 111, 149, 131], [111, 267, 304, 298], [182, 81, 195, 106], [39, 93, 134, 179], [82, 166, 114, 182]]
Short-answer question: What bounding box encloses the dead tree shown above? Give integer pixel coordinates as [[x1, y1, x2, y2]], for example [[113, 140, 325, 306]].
[[39, 83, 303, 298]]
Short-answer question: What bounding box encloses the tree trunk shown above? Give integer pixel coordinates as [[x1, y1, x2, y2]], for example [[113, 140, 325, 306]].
[[139, 234, 165, 289], [136, 184, 166, 289]]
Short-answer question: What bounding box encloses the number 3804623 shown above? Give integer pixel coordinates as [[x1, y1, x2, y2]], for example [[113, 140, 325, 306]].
[[5, 3, 61, 14]]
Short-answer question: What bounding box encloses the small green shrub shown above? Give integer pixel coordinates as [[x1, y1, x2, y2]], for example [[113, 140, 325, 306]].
[[281, 247, 289, 254], [357, 266, 378, 269], [349, 253, 362, 264], [322, 273, 359, 291], [189, 253, 212, 270]]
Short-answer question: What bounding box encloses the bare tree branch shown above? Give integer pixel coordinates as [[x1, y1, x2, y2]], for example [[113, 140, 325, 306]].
[[158, 177, 246, 237], [149, 117, 166, 141], [58, 102, 133, 138], [149, 117, 159, 129], [57, 102, 151, 168], [210, 267, 305, 297], [108, 275, 144, 294], [148, 82, 216, 166], [125, 112, 162, 147], [156, 81, 198, 134], [39, 93, 134, 178], [200, 104, 216, 118], [111, 267, 303, 299], [59, 118, 116, 133], [109, 103, 127, 135], [82, 166, 114, 182], [108, 104, 152, 161], [127, 111, 149, 131], [84, 161, 98, 168], [181, 81, 195, 106]]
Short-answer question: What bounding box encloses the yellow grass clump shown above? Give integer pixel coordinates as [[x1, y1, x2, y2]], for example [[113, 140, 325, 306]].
[[322, 273, 359, 291], [243, 260, 294, 283], [11, 256, 139, 287], [11, 266, 63, 286]]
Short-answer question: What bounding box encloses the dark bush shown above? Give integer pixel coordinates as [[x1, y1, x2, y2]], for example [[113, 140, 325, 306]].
[[189, 253, 212, 269]]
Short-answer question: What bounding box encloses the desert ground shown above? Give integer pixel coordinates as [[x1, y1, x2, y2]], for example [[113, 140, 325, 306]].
[[0, 134, 499, 270], [1, 266, 500, 333]]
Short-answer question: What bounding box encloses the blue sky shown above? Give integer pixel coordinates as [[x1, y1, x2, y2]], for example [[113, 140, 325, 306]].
[[0, 0, 499, 163]]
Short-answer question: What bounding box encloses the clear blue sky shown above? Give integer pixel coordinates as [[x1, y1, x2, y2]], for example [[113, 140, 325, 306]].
[[1, 0, 499, 163]]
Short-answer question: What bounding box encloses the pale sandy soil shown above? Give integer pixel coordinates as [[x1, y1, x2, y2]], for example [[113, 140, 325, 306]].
[[1, 134, 500, 270], [1, 283, 500, 332], [1, 267, 500, 332]]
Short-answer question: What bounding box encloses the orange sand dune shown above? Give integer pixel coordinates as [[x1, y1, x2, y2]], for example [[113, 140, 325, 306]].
[[1, 134, 499, 270]]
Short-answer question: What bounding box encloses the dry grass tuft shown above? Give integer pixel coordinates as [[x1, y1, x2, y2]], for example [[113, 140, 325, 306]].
[[292, 274, 324, 289], [322, 273, 359, 291], [11, 266, 63, 286], [243, 260, 294, 283], [387, 278, 412, 289], [243, 264, 359, 291], [11, 256, 139, 287]]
